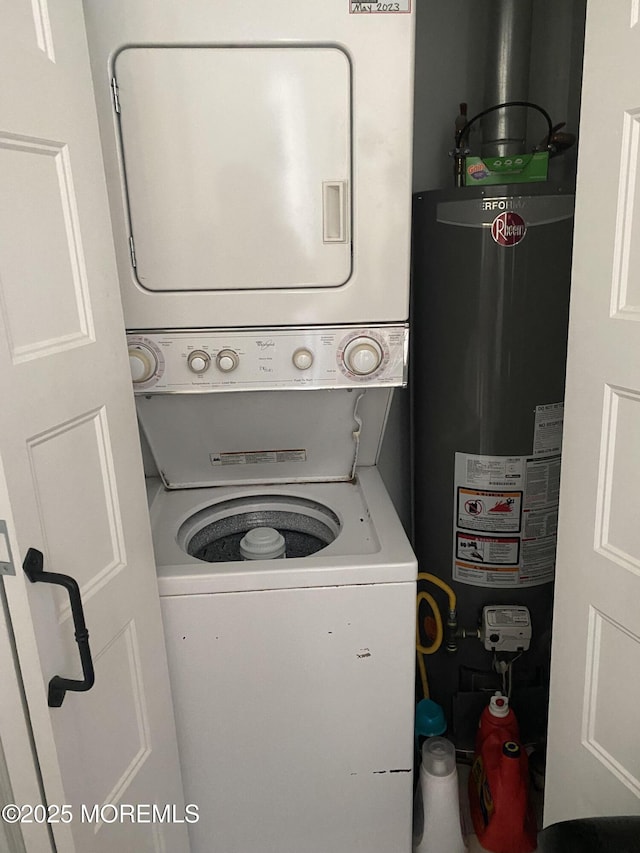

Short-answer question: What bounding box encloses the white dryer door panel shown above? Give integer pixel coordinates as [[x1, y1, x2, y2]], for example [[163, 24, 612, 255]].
[[115, 47, 351, 292]]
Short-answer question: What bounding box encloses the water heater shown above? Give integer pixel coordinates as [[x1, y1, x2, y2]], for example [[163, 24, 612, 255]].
[[411, 183, 574, 749]]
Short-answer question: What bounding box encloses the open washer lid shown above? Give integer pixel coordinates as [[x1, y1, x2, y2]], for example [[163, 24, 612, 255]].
[[136, 388, 392, 488]]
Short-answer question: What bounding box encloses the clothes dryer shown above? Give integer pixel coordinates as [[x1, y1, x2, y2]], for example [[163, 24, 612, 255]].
[[83, 0, 416, 329]]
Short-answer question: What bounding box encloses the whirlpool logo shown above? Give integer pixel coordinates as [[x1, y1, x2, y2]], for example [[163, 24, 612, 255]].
[[490, 211, 527, 247]]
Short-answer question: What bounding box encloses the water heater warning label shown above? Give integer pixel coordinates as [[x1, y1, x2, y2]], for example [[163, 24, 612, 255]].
[[533, 402, 564, 455], [456, 533, 520, 565], [457, 488, 522, 533], [453, 451, 559, 588]]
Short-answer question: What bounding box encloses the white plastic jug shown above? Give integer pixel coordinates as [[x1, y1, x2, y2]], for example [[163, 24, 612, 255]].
[[412, 737, 467, 853]]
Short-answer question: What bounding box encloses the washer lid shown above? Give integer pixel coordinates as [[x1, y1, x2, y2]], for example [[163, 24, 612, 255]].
[[137, 388, 390, 488]]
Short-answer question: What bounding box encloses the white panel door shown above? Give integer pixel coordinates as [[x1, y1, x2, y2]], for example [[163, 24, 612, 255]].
[[545, 0, 640, 824], [115, 47, 351, 292], [0, 3, 188, 851]]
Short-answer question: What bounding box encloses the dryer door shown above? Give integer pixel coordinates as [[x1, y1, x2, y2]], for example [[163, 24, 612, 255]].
[[115, 46, 351, 293]]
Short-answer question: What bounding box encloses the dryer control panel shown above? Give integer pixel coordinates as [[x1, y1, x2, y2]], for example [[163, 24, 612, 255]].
[[127, 325, 408, 393]]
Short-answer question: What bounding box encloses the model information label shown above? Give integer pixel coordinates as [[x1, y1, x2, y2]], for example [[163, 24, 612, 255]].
[[210, 449, 307, 466], [453, 451, 560, 588], [350, 0, 410, 12]]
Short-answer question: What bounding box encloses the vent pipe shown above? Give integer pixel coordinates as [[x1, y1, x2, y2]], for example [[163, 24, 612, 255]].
[[481, 0, 534, 157]]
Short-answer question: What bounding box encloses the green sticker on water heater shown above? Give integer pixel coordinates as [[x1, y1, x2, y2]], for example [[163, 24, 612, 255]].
[[464, 152, 549, 186]]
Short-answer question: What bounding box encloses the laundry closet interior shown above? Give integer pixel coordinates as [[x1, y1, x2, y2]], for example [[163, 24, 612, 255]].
[[2, 0, 616, 851]]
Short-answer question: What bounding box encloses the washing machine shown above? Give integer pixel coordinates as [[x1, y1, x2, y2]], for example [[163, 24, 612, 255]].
[[133, 326, 417, 853]]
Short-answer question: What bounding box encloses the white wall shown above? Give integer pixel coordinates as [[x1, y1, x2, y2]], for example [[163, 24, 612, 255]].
[[412, 0, 486, 192], [529, 0, 587, 185]]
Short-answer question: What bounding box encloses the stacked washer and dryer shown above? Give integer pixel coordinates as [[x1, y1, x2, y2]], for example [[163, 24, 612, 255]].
[[84, 2, 417, 852]]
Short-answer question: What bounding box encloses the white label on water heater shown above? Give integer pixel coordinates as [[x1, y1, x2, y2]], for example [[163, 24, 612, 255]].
[[452, 451, 560, 588], [533, 402, 564, 455]]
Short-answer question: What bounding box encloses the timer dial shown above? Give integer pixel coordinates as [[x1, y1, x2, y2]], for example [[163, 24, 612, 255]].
[[187, 350, 211, 374], [343, 336, 383, 376], [216, 349, 240, 372], [128, 343, 158, 384]]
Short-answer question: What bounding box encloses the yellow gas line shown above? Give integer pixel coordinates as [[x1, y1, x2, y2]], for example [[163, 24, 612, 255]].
[[416, 573, 458, 699]]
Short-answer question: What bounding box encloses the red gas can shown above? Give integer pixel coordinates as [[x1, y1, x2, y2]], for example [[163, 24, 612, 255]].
[[468, 694, 536, 853]]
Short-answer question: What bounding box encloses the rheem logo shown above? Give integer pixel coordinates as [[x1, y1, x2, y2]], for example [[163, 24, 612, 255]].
[[491, 211, 526, 247]]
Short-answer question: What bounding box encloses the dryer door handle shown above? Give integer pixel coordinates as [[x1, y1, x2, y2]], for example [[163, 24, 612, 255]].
[[23, 547, 96, 708], [322, 180, 348, 243]]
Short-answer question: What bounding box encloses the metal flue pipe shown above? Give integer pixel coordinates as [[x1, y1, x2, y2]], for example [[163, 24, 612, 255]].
[[481, 0, 534, 157]]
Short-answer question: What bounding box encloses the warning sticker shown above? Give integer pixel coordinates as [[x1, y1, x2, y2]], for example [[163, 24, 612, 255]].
[[350, 0, 411, 13], [519, 536, 557, 584], [456, 533, 520, 565], [533, 403, 564, 455], [210, 449, 307, 466], [457, 488, 522, 533], [453, 450, 559, 588], [455, 562, 520, 587], [523, 505, 558, 538], [460, 455, 524, 488], [524, 455, 561, 508]]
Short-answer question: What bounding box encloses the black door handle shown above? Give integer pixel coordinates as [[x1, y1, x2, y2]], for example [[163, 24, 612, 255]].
[[22, 548, 95, 708]]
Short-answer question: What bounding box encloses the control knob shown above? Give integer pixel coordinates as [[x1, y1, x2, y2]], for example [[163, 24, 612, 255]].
[[216, 349, 240, 372], [292, 348, 314, 371], [187, 350, 211, 374], [128, 343, 158, 384], [343, 336, 384, 376]]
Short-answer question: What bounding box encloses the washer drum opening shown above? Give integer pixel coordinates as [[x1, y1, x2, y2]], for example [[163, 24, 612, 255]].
[[178, 495, 341, 563]]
